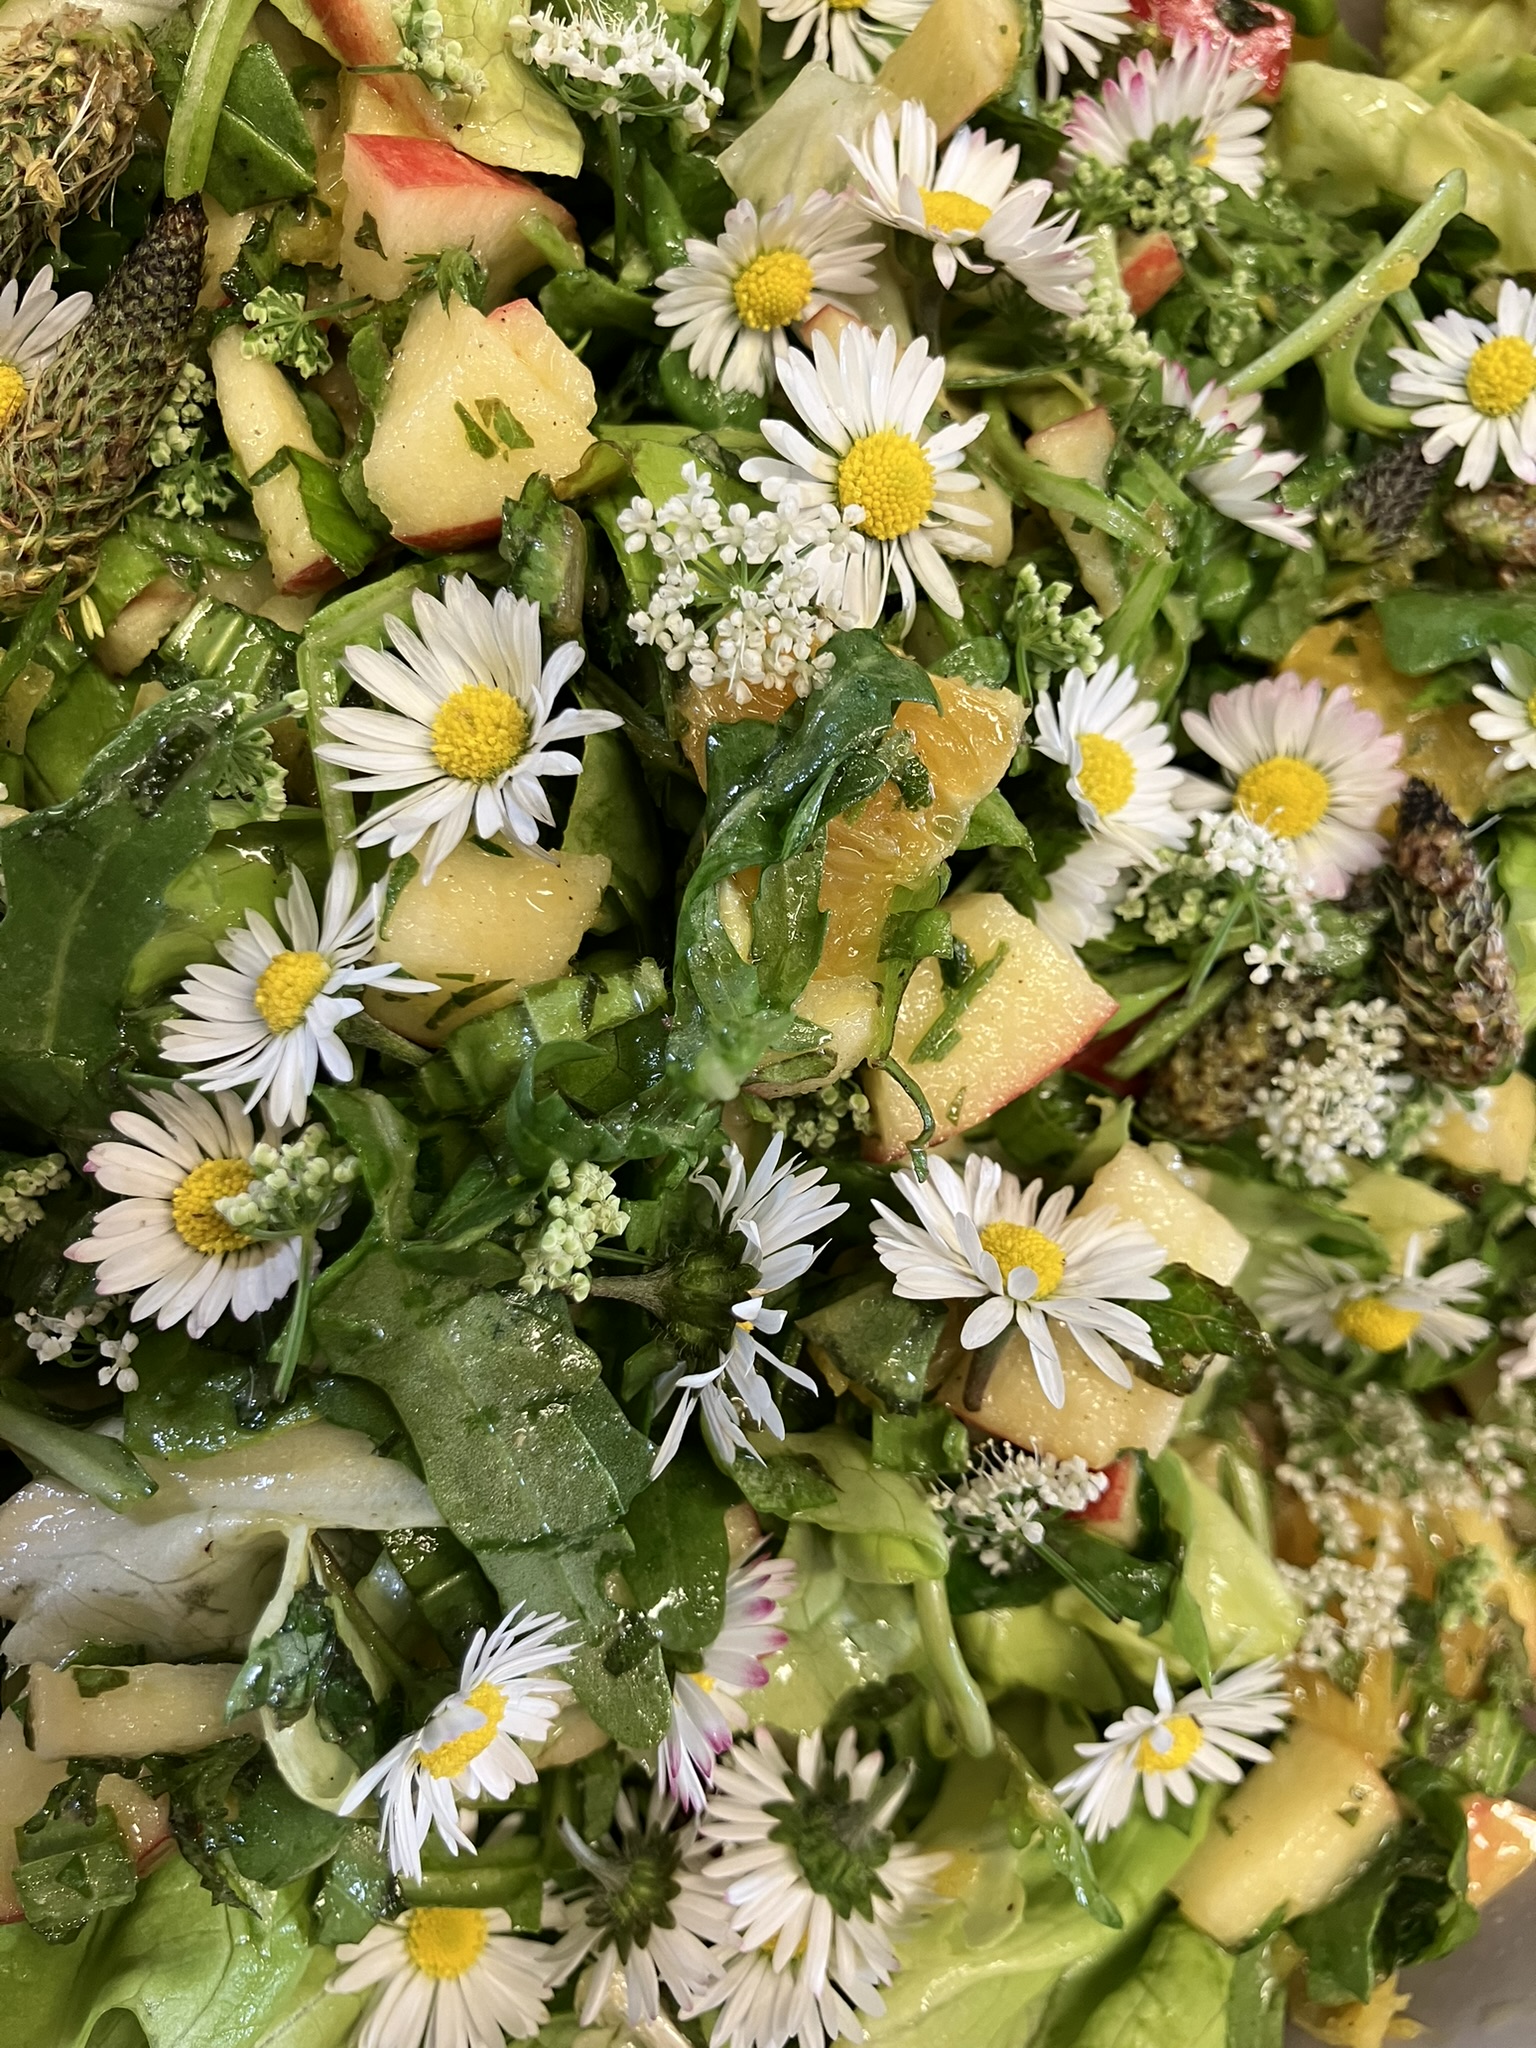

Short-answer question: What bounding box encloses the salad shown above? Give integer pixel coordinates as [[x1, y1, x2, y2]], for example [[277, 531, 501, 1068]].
[[6, 0, 1536, 2042]]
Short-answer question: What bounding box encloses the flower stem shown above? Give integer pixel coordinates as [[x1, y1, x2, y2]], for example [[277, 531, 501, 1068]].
[[272, 1235, 316, 1402], [164, 0, 262, 200], [1225, 171, 1467, 399], [605, 113, 631, 273], [913, 1575, 993, 1758]]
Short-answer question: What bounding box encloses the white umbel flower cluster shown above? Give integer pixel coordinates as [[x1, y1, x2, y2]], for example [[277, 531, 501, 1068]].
[[1116, 810, 1328, 984], [619, 462, 863, 704], [1281, 1554, 1413, 1678], [1254, 998, 1412, 1187], [515, 1159, 629, 1302], [510, 0, 723, 130], [13, 1304, 141, 1391], [935, 1441, 1109, 1574]]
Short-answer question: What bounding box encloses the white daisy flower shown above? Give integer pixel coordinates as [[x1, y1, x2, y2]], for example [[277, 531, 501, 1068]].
[[1388, 280, 1536, 491], [64, 1085, 301, 1340], [696, 1726, 949, 2048], [1041, 0, 1134, 97], [0, 268, 91, 429], [548, 1790, 729, 2027], [1181, 672, 1404, 901], [741, 324, 990, 630], [1033, 836, 1127, 951], [316, 577, 621, 884], [1055, 1657, 1289, 1843], [1162, 363, 1313, 549], [843, 103, 1088, 307], [870, 1152, 1168, 1407], [1470, 642, 1536, 773], [1033, 656, 1201, 864], [338, 1606, 576, 1883], [759, 0, 932, 83], [654, 193, 882, 399], [161, 852, 434, 1129], [660, 1550, 796, 1813], [653, 1136, 847, 1475], [1257, 1237, 1492, 1361], [1063, 36, 1270, 199], [326, 1905, 554, 2048]]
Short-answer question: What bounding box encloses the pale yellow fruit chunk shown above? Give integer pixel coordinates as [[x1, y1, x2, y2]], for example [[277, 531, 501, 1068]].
[[944, 1325, 1186, 1466], [367, 839, 610, 1046], [1078, 1143, 1249, 1286], [209, 326, 339, 597], [1171, 1726, 1400, 1948], [876, 0, 1022, 137], [1420, 1070, 1536, 1185], [1287, 1650, 1410, 1768], [28, 1663, 258, 1761], [752, 976, 882, 1099], [864, 893, 1115, 1158]]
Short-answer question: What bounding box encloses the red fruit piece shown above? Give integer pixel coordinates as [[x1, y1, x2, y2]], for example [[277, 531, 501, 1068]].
[[1129, 0, 1293, 99]]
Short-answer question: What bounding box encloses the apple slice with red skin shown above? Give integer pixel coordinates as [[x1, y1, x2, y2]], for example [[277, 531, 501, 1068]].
[[1118, 228, 1183, 316], [1129, 0, 1293, 97], [1065, 1452, 1146, 1547], [341, 134, 581, 304]]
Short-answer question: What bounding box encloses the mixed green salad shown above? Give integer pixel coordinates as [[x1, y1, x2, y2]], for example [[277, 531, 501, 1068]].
[[12, 0, 1536, 2043]]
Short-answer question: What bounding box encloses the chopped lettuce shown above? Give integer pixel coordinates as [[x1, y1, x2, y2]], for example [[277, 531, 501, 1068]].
[[1067, 1916, 1231, 2048]]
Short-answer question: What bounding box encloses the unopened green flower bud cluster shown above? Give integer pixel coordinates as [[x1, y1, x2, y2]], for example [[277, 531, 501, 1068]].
[[1067, 138, 1219, 257], [240, 287, 333, 380], [0, 1153, 69, 1246], [392, 0, 485, 96], [216, 1125, 360, 1240], [1062, 232, 1161, 375], [147, 361, 211, 469], [1007, 564, 1104, 681], [752, 1080, 872, 1158], [515, 1159, 629, 1301]]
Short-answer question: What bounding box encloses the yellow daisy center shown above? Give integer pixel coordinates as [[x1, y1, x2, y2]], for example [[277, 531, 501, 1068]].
[[1075, 733, 1136, 818], [732, 248, 815, 332], [919, 188, 991, 236], [1465, 334, 1536, 419], [1135, 1715, 1205, 1775], [170, 1158, 253, 1257], [1332, 1296, 1421, 1353], [828, 0, 865, 11], [692, 1671, 719, 1694], [837, 429, 935, 542], [1194, 133, 1219, 169], [978, 1221, 1066, 1300], [254, 949, 332, 1035], [1234, 755, 1331, 840], [419, 1679, 506, 1780], [405, 1907, 490, 1980], [430, 684, 529, 784], [0, 361, 27, 430]]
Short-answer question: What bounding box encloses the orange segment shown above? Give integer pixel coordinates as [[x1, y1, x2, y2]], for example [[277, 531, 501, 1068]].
[[1464, 1795, 1536, 1908]]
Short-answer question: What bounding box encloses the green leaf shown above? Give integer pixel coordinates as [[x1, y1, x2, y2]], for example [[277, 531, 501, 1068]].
[[226, 1765, 349, 1890], [540, 270, 659, 343], [781, 1429, 948, 1582], [0, 1391, 156, 1510], [1136, 1265, 1275, 1395], [731, 1445, 838, 1519], [1376, 588, 1536, 673], [312, 1824, 401, 1948], [994, 1725, 1123, 1931], [957, 787, 1032, 851], [1070, 1914, 1231, 2047], [1291, 1821, 1477, 2006], [277, 449, 377, 579], [0, 681, 235, 1142], [798, 1282, 947, 1413], [500, 476, 587, 642], [205, 42, 317, 212], [623, 1441, 735, 1653], [16, 1800, 139, 1942], [870, 1409, 970, 1477]]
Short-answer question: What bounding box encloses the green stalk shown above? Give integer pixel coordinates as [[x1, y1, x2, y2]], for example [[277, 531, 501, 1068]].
[[1106, 957, 1245, 1080], [605, 113, 631, 273], [976, 402, 1165, 555], [271, 1232, 316, 1402], [912, 1576, 993, 1758], [1226, 172, 1467, 398], [164, 0, 262, 201], [0, 1392, 156, 1509]]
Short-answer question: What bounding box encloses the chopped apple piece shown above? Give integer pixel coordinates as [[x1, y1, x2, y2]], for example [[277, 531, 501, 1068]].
[[945, 1324, 1186, 1465], [94, 577, 193, 677], [1420, 1070, 1536, 1185], [363, 292, 595, 549], [1171, 1727, 1400, 1947], [0, 1707, 62, 1921], [208, 326, 344, 597], [1077, 1142, 1250, 1286], [341, 134, 580, 304], [1024, 406, 1122, 613], [1119, 228, 1184, 314], [753, 975, 882, 1098], [1287, 1651, 1409, 1768], [1464, 1795, 1536, 1907], [367, 838, 611, 1046], [863, 894, 1116, 1159], [28, 1662, 259, 1761], [876, 0, 1022, 136], [342, 73, 436, 141]]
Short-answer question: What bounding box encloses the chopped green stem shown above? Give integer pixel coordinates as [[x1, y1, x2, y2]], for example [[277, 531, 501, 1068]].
[[1226, 171, 1467, 398], [311, 1535, 419, 1694], [401, 1859, 539, 1911], [164, 0, 263, 201], [913, 1575, 993, 1758], [976, 402, 1165, 555], [338, 1013, 433, 1068], [271, 1233, 316, 1402], [1106, 957, 1245, 1080], [605, 113, 630, 273]]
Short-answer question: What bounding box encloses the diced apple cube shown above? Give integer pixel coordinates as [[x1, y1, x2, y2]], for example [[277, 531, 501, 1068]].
[[945, 1325, 1187, 1465], [1171, 1727, 1400, 1948], [1025, 406, 1122, 612], [28, 1662, 259, 1761], [862, 894, 1116, 1159], [341, 134, 580, 305], [1077, 1142, 1249, 1286], [208, 326, 344, 597], [366, 838, 611, 1045], [362, 292, 595, 549], [876, 0, 1022, 137], [1420, 1070, 1536, 1185], [1118, 228, 1183, 315]]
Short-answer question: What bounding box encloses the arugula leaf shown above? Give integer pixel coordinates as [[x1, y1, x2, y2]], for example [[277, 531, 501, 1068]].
[[624, 1440, 735, 1654], [1376, 588, 1536, 672], [14, 1774, 139, 1942], [1136, 1265, 1275, 1395], [313, 1824, 401, 1948], [0, 680, 236, 1143], [499, 476, 587, 642], [226, 1583, 381, 1765], [1292, 1820, 1477, 2005], [798, 1282, 947, 1413]]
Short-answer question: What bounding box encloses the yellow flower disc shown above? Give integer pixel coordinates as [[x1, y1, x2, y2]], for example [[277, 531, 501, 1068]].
[[836, 429, 935, 541], [1234, 755, 1331, 840], [419, 1678, 506, 1780], [919, 188, 991, 236], [0, 361, 27, 430], [254, 949, 332, 1035], [431, 684, 529, 784], [405, 1907, 490, 1981], [1332, 1296, 1422, 1353], [171, 1158, 254, 1257], [1465, 334, 1536, 419], [1075, 733, 1136, 817], [978, 1221, 1066, 1300], [732, 249, 816, 332], [1135, 1714, 1205, 1775]]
